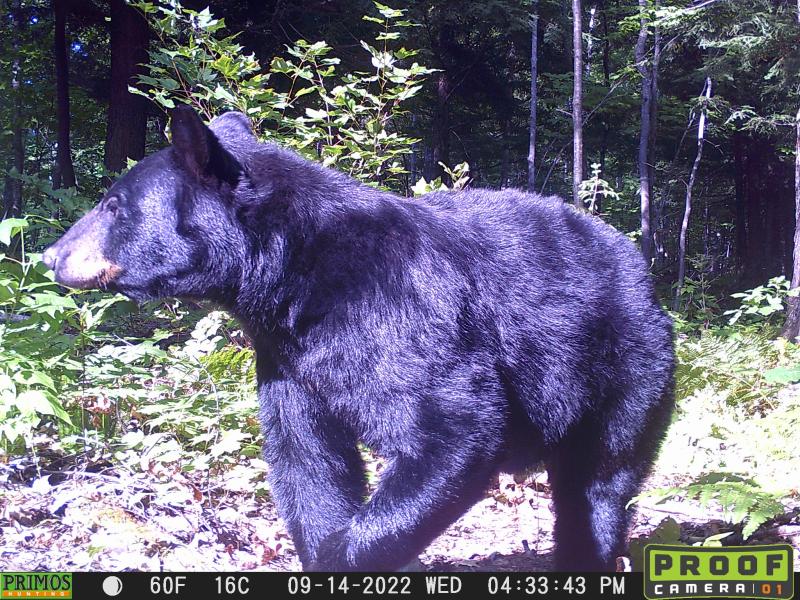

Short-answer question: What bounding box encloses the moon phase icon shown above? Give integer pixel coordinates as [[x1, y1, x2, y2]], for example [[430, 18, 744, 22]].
[[102, 575, 123, 596]]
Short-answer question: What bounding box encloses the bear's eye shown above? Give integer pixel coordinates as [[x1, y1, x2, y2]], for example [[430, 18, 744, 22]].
[[104, 196, 120, 216]]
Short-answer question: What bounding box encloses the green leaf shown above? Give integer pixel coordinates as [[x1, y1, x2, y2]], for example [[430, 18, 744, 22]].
[[13, 370, 56, 391], [764, 366, 800, 384], [305, 108, 328, 120], [293, 87, 316, 99], [23, 292, 78, 318], [373, 2, 403, 19], [212, 85, 236, 103], [16, 390, 53, 416], [209, 429, 250, 457], [698, 532, 734, 547], [0, 218, 29, 246]]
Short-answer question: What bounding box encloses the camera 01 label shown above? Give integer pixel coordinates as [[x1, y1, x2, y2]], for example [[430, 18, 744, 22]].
[[644, 544, 794, 600]]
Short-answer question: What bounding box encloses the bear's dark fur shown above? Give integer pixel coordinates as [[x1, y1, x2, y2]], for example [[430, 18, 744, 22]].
[[44, 107, 675, 571]]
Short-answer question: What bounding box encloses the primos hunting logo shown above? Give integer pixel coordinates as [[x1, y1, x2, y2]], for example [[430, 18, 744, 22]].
[[644, 544, 794, 599], [1, 573, 72, 599]]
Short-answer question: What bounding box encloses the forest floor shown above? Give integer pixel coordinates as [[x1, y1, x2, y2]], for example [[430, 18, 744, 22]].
[[2, 456, 799, 572]]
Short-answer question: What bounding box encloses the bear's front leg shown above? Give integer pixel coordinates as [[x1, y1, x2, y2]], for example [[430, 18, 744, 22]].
[[260, 378, 366, 568], [310, 424, 502, 571]]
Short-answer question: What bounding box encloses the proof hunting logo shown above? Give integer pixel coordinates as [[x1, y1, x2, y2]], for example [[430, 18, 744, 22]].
[[644, 544, 793, 600], [1, 573, 72, 599]]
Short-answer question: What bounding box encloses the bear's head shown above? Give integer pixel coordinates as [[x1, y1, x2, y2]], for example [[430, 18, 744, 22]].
[[43, 107, 257, 303]]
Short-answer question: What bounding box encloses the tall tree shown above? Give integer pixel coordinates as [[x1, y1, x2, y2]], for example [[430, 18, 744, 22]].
[[598, 0, 611, 177], [104, 0, 149, 174], [2, 2, 23, 220], [636, 0, 654, 265], [527, 0, 538, 193], [731, 132, 748, 266], [648, 0, 661, 263], [675, 77, 712, 310], [586, 3, 597, 76], [53, 0, 76, 189], [427, 70, 452, 184], [782, 107, 800, 339], [571, 0, 583, 206], [780, 0, 800, 340], [649, 0, 660, 186]]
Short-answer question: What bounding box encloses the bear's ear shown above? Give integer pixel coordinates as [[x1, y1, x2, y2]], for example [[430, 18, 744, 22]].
[[209, 111, 255, 142], [171, 106, 211, 177], [170, 106, 242, 186]]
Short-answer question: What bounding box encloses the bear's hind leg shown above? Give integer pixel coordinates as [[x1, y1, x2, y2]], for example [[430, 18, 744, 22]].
[[547, 390, 672, 571], [548, 447, 641, 570]]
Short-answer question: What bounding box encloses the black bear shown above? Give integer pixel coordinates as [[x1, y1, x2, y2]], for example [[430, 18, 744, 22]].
[[43, 106, 674, 572]]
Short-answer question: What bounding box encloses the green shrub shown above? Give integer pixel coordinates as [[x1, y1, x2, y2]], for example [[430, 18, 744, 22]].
[[724, 276, 798, 326], [131, 0, 434, 193]]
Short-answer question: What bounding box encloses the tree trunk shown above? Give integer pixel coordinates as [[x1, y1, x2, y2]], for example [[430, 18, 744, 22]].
[[601, 0, 610, 89], [104, 0, 149, 174], [54, 0, 77, 189], [426, 70, 452, 184], [572, 0, 583, 206], [586, 4, 597, 77], [598, 0, 610, 177], [781, 106, 800, 339], [732, 132, 748, 269], [3, 5, 23, 220], [636, 0, 654, 265], [781, 2, 800, 340], [649, 0, 661, 262], [500, 119, 511, 188], [527, 0, 538, 193], [649, 0, 660, 174], [655, 121, 692, 268], [674, 77, 712, 311], [409, 113, 418, 194], [747, 144, 768, 284], [2, 85, 24, 219]]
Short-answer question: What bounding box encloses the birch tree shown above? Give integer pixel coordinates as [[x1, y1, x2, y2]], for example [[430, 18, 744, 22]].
[[572, 0, 583, 206], [674, 77, 712, 310], [527, 0, 538, 193]]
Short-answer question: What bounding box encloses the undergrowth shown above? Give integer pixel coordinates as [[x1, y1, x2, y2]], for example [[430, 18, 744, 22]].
[[638, 274, 800, 541]]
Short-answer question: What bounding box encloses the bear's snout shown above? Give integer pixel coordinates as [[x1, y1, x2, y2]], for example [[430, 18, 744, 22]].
[[43, 207, 122, 290]]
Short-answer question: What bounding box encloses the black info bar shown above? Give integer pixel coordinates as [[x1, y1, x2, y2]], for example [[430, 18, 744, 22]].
[[9, 571, 800, 600], [60, 572, 631, 600]]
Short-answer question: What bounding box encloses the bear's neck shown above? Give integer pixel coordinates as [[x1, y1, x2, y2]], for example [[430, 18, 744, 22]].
[[230, 145, 396, 345]]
